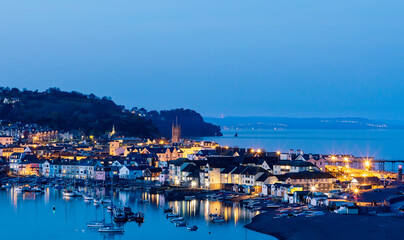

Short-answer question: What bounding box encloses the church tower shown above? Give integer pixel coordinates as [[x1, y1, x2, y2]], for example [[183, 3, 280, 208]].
[[172, 118, 181, 143], [109, 125, 116, 138]]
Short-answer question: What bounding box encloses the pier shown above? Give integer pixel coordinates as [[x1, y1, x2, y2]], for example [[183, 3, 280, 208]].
[[373, 160, 404, 172]]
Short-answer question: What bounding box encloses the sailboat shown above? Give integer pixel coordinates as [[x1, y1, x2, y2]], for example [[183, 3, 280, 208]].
[[14, 169, 24, 193], [87, 206, 113, 228], [83, 181, 94, 201], [99, 176, 125, 233], [62, 179, 75, 197]]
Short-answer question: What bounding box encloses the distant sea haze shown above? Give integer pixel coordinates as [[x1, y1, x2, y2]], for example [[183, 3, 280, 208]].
[[199, 129, 404, 172]]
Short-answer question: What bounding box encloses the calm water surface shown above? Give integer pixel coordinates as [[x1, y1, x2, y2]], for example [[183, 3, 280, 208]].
[[200, 129, 404, 172], [202, 129, 404, 160], [0, 188, 276, 240]]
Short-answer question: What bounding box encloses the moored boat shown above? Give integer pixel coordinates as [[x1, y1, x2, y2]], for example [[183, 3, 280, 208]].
[[113, 209, 128, 223], [184, 195, 195, 200], [62, 190, 75, 197], [84, 195, 94, 201], [175, 221, 187, 227], [187, 225, 198, 231], [133, 212, 145, 223], [211, 215, 225, 223], [98, 226, 124, 233], [164, 208, 173, 213], [170, 217, 184, 222], [87, 220, 114, 228], [166, 213, 179, 218]]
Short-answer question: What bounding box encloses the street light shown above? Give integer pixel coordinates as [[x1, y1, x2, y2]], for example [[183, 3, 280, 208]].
[[310, 186, 316, 192]]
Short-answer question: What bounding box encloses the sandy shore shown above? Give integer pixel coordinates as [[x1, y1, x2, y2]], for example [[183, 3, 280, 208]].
[[245, 211, 404, 240]]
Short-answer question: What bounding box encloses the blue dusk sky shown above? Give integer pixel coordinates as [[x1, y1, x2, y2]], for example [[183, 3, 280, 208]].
[[1, 1, 403, 119]]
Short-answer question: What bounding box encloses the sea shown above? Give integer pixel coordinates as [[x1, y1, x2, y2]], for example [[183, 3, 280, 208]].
[[199, 129, 404, 172], [0, 188, 276, 240]]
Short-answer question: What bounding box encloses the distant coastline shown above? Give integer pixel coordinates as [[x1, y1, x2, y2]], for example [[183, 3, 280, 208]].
[[205, 116, 404, 131]]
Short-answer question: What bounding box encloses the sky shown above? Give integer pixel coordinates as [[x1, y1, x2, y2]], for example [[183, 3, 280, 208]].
[[1, 1, 404, 120]]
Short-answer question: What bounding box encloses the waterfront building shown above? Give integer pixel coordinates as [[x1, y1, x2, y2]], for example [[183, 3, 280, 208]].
[[272, 160, 319, 175], [0, 136, 13, 145], [118, 165, 146, 179], [280, 171, 337, 192], [0, 145, 25, 159]]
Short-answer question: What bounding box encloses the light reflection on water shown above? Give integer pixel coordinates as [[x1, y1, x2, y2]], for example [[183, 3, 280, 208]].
[[0, 188, 276, 240]]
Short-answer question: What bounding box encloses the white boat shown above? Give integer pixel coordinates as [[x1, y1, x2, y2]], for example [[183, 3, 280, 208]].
[[31, 187, 43, 193], [14, 187, 23, 193], [101, 198, 111, 204], [62, 190, 75, 197], [187, 225, 198, 231], [211, 216, 225, 223], [94, 198, 101, 204], [98, 226, 124, 233], [87, 220, 114, 228], [84, 195, 94, 201], [175, 221, 187, 227]]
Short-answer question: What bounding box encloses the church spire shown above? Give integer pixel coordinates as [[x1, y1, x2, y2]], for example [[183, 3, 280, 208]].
[[111, 125, 116, 136]]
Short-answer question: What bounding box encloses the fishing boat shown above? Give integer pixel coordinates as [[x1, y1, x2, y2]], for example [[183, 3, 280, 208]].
[[187, 225, 198, 231], [133, 212, 145, 223], [98, 226, 124, 233]]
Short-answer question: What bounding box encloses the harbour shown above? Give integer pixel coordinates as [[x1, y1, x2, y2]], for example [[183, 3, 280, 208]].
[[0, 183, 276, 240]]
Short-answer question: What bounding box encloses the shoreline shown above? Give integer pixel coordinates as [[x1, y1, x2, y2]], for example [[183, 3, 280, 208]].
[[245, 211, 404, 240]]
